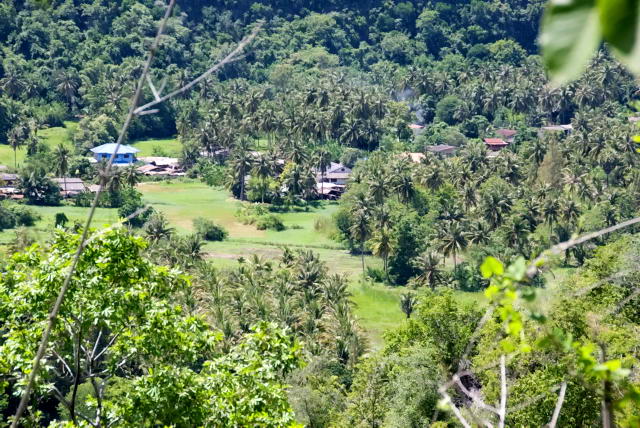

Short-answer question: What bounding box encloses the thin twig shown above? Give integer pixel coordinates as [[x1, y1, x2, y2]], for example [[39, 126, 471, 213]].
[[498, 355, 507, 428], [527, 216, 640, 278], [133, 22, 263, 115], [9, 2, 177, 425], [439, 390, 472, 428], [547, 381, 567, 428]]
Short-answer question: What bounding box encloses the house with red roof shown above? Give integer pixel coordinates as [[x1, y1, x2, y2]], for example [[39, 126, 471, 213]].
[[484, 138, 508, 151]]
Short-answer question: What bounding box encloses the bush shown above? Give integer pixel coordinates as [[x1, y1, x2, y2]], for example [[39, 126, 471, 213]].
[[55, 212, 69, 227], [193, 217, 228, 241], [6, 204, 40, 226], [118, 188, 153, 228], [0, 206, 16, 231], [255, 214, 285, 231], [366, 267, 387, 283], [19, 167, 62, 206]]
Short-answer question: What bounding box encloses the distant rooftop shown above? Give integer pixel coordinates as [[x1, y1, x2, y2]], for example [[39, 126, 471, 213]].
[[540, 124, 573, 132], [484, 138, 508, 145], [426, 144, 457, 153], [496, 129, 517, 137], [409, 123, 424, 129], [90, 143, 140, 155]]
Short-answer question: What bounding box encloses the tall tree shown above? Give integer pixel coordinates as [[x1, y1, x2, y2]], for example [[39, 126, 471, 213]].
[[53, 144, 71, 197]]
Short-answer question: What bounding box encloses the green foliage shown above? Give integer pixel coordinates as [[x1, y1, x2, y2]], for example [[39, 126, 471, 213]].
[[0, 229, 304, 426], [256, 214, 286, 231], [18, 165, 61, 206], [540, 0, 640, 83], [5, 203, 40, 226], [118, 187, 152, 227], [193, 217, 228, 241]]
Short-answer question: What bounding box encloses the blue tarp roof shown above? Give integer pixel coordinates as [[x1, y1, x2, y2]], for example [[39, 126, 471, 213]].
[[90, 143, 140, 154]]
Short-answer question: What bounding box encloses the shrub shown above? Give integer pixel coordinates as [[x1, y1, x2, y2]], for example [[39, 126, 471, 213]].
[[255, 214, 285, 231], [6, 204, 40, 226], [55, 212, 69, 228], [193, 217, 228, 241], [19, 167, 62, 206], [0, 206, 17, 231], [118, 188, 153, 227], [366, 267, 387, 283]]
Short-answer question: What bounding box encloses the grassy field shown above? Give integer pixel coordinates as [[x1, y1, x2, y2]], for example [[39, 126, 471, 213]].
[[131, 138, 182, 157], [0, 178, 480, 349], [0, 122, 182, 169], [138, 180, 404, 348], [0, 121, 78, 169], [0, 205, 119, 246]]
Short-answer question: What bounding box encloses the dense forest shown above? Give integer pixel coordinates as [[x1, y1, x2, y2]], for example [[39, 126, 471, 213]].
[[2, 0, 640, 426]]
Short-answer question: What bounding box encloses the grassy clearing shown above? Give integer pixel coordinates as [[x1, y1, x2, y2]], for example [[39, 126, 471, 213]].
[[0, 178, 485, 348], [132, 138, 182, 157], [137, 180, 407, 344], [0, 121, 77, 169], [0, 205, 119, 245]]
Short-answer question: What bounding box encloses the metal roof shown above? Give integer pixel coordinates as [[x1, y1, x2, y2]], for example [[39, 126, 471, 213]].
[[90, 143, 140, 154]]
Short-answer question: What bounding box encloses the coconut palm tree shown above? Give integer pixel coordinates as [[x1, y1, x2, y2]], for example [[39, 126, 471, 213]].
[[53, 144, 71, 197], [438, 221, 468, 268], [122, 165, 142, 188], [314, 148, 332, 198], [54, 69, 81, 110], [400, 293, 418, 319], [228, 139, 253, 200], [411, 252, 444, 289], [7, 125, 27, 169], [368, 226, 395, 275], [349, 207, 370, 276], [144, 212, 174, 242]]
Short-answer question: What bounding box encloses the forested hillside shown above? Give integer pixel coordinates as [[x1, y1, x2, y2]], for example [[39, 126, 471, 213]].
[[2, 0, 640, 426]]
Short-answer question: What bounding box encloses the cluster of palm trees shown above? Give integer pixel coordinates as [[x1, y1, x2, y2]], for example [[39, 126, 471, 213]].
[[339, 112, 639, 287], [399, 50, 635, 125], [144, 226, 366, 366]]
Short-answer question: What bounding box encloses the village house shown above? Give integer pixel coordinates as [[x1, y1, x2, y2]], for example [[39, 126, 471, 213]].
[[53, 178, 89, 197], [316, 182, 346, 200], [90, 143, 140, 164], [0, 173, 19, 199], [539, 124, 573, 136], [408, 123, 425, 136], [317, 162, 351, 185], [484, 138, 508, 151], [137, 157, 185, 177], [426, 144, 457, 157]]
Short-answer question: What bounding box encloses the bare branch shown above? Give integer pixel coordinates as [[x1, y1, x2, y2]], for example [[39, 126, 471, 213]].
[[134, 21, 263, 115], [547, 381, 567, 428], [146, 74, 161, 101], [498, 355, 507, 428], [528, 216, 640, 278], [439, 390, 473, 428]]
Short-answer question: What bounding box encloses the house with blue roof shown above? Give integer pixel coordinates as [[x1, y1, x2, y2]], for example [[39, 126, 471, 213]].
[[90, 144, 140, 164]]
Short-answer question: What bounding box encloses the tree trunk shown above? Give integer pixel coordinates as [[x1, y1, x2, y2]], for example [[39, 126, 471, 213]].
[[361, 240, 365, 276], [14, 148, 17, 169]]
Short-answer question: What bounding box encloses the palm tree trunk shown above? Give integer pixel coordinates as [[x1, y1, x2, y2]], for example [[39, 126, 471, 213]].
[[63, 175, 67, 199], [14, 148, 17, 169], [361, 240, 365, 276]]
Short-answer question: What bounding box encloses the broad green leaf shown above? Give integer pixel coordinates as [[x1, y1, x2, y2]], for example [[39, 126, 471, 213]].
[[506, 257, 526, 281], [540, 0, 601, 85], [599, 0, 640, 73], [480, 256, 504, 278]]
